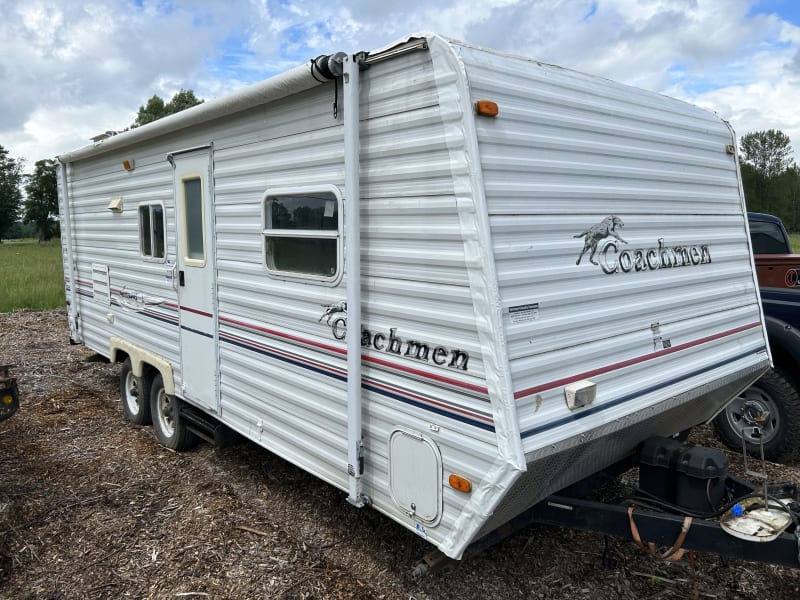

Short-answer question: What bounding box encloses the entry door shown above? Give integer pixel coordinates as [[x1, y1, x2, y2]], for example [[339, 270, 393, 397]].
[[172, 148, 217, 413]]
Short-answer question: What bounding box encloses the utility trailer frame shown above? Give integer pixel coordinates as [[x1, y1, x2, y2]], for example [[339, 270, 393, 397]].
[[418, 456, 800, 571], [527, 490, 800, 568]]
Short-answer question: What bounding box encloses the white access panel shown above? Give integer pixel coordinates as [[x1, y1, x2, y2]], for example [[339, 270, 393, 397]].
[[388, 429, 442, 525]]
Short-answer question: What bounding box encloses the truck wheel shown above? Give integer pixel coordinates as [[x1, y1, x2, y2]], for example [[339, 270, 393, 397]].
[[120, 358, 153, 426], [150, 373, 198, 451], [714, 368, 800, 462]]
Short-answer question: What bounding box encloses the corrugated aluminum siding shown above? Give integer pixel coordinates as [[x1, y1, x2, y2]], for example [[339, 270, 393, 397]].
[[58, 45, 504, 553], [208, 50, 499, 548], [457, 44, 767, 453], [59, 155, 182, 380]]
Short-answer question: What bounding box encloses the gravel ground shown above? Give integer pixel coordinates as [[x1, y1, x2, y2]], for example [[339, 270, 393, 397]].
[[1, 308, 800, 599]]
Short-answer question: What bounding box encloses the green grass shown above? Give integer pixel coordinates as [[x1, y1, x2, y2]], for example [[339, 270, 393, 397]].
[[790, 233, 800, 254], [0, 239, 65, 313]]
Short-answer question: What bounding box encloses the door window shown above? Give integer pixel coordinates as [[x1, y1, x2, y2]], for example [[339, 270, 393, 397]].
[[182, 176, 205, 264]]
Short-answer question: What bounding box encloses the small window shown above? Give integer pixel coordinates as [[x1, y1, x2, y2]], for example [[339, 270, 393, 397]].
[[139, 204, 165, 260], [262, 189, 341, 281]]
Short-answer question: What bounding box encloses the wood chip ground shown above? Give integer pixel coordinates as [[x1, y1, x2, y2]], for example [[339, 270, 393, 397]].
[[1, 309, 799, 599]]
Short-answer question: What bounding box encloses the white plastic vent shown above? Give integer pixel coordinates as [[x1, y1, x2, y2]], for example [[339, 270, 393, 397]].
[[91, 263, 111, 306]]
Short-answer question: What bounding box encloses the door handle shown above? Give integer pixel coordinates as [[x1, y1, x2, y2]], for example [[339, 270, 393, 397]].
[[179, 270, 185, 287]]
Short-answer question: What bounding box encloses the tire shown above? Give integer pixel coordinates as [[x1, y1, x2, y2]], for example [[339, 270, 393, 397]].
[[120, 358, 153, 426], [713, 368, 800, 462], [150, 373, 198, 451]]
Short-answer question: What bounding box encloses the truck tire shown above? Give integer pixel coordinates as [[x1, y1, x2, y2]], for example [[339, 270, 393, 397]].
[[120, 358, 153, 426], [714, 368, 800, 462], [150, 373, 198, 451]]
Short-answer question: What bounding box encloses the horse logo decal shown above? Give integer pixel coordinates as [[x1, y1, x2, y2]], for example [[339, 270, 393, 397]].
[[319, 301, 347, 339], [574, 215, 627, 265]]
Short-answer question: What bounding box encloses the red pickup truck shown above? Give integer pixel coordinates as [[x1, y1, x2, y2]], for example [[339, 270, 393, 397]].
[[714, 212, 800, 460]]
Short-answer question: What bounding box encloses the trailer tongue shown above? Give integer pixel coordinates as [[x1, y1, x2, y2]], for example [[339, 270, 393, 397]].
[[419, 434, 800, 572]]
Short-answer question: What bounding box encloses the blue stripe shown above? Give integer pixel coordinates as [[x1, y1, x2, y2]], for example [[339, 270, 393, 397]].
[[143, 311, 179, 326], [520, 349, 765, 439], [221, 335, 347, 382], [181, 325, 214, 339], [220, 334, 494, 431], [362, 382, 495, 432]]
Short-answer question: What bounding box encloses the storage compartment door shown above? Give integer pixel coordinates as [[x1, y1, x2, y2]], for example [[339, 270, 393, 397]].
[[388, 429, 442, 525]]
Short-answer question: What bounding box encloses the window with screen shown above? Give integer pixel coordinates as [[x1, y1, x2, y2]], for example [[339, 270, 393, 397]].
[[262, 189, 341, 281], [139, 204, 166, 260]]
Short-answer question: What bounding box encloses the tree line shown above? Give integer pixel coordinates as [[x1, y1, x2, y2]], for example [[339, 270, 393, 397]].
[[1, 99, 798, 242], [0, 90, 203, 243], [738, 130, 800, 232]]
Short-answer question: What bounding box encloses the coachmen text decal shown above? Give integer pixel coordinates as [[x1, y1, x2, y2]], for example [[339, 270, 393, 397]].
[[574, 215, 711, 274], [319, 302, 470, 371]]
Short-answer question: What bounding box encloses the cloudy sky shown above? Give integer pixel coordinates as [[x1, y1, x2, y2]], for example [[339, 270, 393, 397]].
[[2, 0, 800, 167]]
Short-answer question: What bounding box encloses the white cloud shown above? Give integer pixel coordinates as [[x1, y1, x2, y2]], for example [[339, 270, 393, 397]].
[[2, 0, 800, 164]]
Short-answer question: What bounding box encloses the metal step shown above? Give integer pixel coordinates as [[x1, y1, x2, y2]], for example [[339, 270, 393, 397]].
[[179, 404, 237, 447]]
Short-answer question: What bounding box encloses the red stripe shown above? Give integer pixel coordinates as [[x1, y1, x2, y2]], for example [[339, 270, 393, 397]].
[[366, 378, 493, 423], [361, 354, 489, 395], [514, 321, 763, 400], [221, 331, 347, 376], [220, 315, 490, 396], [220, 316, 346, 355], [180, 305, 213, 318], [221, 331, 491, 424]]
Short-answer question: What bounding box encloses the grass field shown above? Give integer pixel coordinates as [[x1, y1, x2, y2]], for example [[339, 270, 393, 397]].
[[791, 232, 800, 253], [0, 239, 65, 313]]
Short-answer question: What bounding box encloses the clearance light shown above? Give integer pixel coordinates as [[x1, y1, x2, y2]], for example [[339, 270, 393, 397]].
[[448, 474, 472, 493], [474, 100, 499, 117], [564, 380, 596, 410], [122, 159, 135, 171]]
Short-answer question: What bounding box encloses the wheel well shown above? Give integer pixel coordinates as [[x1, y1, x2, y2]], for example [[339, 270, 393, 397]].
[[772, 347, 800, 388], [113, 352, 159, 383], [140, 362, 159, 381], [108, 337, 175, 396]]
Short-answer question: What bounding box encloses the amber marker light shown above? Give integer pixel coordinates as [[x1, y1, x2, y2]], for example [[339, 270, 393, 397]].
[[449, 474, 472, 493], [122, 159, 135, 171], [474, 100, 499, 117]]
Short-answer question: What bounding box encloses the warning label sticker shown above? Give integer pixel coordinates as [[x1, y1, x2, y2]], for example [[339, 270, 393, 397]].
[[509, 303, 540, 324]]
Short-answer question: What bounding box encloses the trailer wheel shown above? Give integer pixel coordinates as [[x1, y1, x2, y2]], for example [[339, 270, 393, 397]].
[[150, 373, 198, 451], [713, 368, 800, 462], [120, 358, 153, 426]]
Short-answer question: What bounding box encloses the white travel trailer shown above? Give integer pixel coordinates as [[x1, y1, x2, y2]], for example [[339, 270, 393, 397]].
[[57, 34, 770, 559]]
